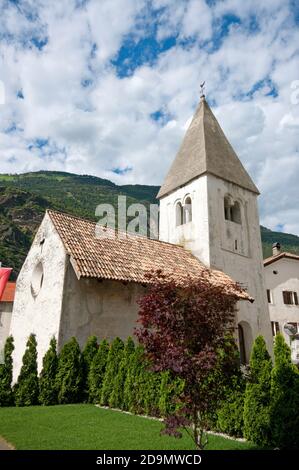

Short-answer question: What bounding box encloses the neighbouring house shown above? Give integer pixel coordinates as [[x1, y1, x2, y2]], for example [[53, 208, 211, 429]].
[[0, 281, 16, 350], [9, 94, 273, 379], [264, 243, 299, 364]]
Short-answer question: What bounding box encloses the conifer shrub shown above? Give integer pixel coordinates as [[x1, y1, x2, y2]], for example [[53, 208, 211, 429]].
[[132, 360, 150, 414], [158, 371, 185, 417], [216, 380, 245, 437], [39, 337, 59, 405], [243, 336, 272, 446], [81, 335, 98, 402], [56, 337, 83, 404], [88, 339, 109, 403], [0, 336, 14, 406], [142, 369, 162, 417], [109, 337, 135, 409], [15, 334, 39, 406], [123, 345, 144, 412], [270, 333, 299, 449], [101, 337, 124, 406]]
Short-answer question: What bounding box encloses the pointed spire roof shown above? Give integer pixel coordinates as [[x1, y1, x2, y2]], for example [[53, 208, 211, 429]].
[[157, 96, 259, 198]]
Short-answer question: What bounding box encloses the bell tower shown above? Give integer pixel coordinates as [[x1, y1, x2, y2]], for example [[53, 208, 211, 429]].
[[158, 94, 273, 362]]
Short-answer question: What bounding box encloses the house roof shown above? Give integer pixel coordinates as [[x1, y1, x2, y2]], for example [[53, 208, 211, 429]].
[[157, 96, 259, 199], [0, 282, 16, 303], [264, 252, 299, 267], [47, 209, 251, 300]]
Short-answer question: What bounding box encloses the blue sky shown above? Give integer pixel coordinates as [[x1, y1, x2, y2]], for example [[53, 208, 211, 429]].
[[0, 0, 299, 234]]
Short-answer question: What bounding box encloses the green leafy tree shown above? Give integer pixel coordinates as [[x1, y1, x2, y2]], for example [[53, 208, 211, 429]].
[[101, 337, 124, 406], [109, 337, 135, 409], [88, 339, 109, 403], [270, 333, 299, 449], [15, 334, 39, 406], [56, 337, 83, 404], [81, 335, 98, 402], [39, 337, 59, 405], [243, 336, 272, 446], [0, 336, 14, 406]]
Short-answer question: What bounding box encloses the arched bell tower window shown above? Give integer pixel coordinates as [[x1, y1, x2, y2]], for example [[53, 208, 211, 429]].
[[224, 196, 241, 224], [231, 201, 241, 224], [183, 196, 192, 223], [175, 202, 183, 226]]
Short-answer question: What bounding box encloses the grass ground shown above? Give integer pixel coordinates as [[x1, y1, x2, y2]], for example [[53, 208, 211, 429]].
[[0, 405, 258, 450]]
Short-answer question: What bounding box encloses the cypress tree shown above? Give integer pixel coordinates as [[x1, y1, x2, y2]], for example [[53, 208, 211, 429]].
[[142, 369, 161, 416], [123, 345, 144, 412], [81, 335, 98, 402], [56, 337, 83, 404], [101, 337, 124, 406], [0, 336, 14, 406], [109, 337, 135, 409], [15, 334, 39, 406], [39, 337, 59, 405], [270, 333, 299, 449], [243, 335, 272, 446], [88, 339, 109, 403], [159, 371, 185, 417]]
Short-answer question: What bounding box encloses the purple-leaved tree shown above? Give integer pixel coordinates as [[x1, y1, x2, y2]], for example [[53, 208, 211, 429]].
[[136, 269, 243, 449]]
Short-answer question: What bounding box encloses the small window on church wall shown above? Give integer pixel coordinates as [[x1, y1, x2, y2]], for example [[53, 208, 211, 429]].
[[183, 197, 192, 223], [31, 262, 44, 298], [175, 202, 183, 226]]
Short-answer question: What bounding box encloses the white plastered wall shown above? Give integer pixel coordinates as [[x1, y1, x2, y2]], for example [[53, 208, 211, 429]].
[[159, 173, 273, 361], [9, 213, 67, 381]]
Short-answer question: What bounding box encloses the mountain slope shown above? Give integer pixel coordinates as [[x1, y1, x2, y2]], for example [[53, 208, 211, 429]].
[[0, 171, 298, 277]]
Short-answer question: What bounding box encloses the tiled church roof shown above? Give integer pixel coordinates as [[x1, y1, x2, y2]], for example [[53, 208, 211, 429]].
[[47, 210, 251, 301], [157, 96, 259, 198]]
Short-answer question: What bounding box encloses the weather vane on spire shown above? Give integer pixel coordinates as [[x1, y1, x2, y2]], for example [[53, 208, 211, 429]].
[[200, 81, 205, 98]]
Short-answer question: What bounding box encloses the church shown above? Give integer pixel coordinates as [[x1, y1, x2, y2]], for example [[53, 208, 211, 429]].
[[9, 95, 273, 380]]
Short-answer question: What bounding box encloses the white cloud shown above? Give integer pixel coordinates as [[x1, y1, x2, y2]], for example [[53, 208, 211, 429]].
[[0, 0, 298, 235]]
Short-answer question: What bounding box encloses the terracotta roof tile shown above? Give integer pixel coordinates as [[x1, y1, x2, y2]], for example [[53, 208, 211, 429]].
[[1, 282, 16, 303], [264, 252, 299, 266], [47, 210, 251, 300]]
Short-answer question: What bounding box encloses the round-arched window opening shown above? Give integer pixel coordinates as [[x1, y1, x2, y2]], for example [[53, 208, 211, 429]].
[[184, 196, 192, 223], [175, 202, 183, 227], [31, 262, 44, 298]]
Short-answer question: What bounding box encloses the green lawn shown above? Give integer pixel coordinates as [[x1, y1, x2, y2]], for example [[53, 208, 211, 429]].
[[0, 405, 258, 450]]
